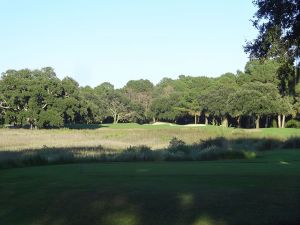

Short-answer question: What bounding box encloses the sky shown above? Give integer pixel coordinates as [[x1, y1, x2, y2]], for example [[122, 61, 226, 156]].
[[0, 0, 258, 88]]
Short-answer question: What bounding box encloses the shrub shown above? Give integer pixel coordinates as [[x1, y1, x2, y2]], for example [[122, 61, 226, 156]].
[[255, 138, 281, 151], [195, 146, 248, 161], [199, 137, 228, 149], [125, 145, 151, 153], [281, 137, 300, 149], [0, 138, 265, 169], [118, 145, 154, 161], [244, 151, 256, 159], [22, 155, 48, 166], [168, 137, 186, 149], [286, 119, 300, 128], [168, 137, 190, 154], [165, 151, 186, 161], [271, 119, 278, 128]]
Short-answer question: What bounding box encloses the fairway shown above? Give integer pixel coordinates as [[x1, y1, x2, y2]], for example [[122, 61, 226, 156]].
[[1, 150, 300, 225]]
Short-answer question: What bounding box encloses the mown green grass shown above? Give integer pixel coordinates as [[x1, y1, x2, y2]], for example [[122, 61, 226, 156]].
[[1, 150, 300, 225], [255, 127, 300, 138]]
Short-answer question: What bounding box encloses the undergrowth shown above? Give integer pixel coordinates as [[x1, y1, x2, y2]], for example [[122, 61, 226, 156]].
[[1, 136, 300, 169]]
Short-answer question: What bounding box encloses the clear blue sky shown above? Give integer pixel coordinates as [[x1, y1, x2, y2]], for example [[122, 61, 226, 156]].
[[0, 0, 257, 88]]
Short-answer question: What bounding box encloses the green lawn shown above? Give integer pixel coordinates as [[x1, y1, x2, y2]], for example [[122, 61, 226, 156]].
[[1, 150, 300, 225]]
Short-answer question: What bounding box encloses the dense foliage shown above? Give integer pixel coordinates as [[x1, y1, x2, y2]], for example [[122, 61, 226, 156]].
[[1, 1, 300, 129], [245, 0, 300, 61], [0, 59, 299, 129]]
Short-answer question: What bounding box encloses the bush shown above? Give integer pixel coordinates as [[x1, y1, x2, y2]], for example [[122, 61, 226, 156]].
[[271, 119, 278, 128], [286, 119, 300, 128], [125, 145, 152, 153], [200, 137, 228, 149], [168, 137, 190, 154], [255, 138, 281, 151], [281, 137, 300, 149], [0, 138, 267, 169], [117, 145, 154, 161], [244, 151, 257, 159], [168, 137, 186, 149], [188, 146, 253, 161]]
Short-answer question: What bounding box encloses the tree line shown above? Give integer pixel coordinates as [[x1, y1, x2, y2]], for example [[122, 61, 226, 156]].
[[1, 0, 300, 129], [0, 59, 299, 129]]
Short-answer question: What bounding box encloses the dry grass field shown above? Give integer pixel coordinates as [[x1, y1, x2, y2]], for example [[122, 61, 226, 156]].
[[0, 125, 222, 150], [1, 124, 300, 151]]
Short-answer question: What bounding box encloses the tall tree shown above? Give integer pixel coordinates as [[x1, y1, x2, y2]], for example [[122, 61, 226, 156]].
[[245, 0, 300, 95], [150, 93, 183, 122], [123, 79, 154, 122], [95, 83, 132, 123], [80, 86, 105, 123], [0, 68, 88, 128], [245, 0, 300, 60], [204, 76, 238, 127], [179, 76, 213, 125], [228, 81, 281, 129]]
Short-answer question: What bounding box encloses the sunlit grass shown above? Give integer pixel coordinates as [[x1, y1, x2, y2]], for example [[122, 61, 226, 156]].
[[1, 125, 300, 151]]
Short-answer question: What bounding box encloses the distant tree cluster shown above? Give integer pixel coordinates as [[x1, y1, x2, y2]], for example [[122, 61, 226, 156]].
[[0, 59, 299, 129], [0, 67, 88, 128], [1, 1, 300, 129]]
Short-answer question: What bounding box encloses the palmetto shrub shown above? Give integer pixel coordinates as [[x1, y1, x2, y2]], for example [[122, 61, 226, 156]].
[[2, 136, 300, 169]]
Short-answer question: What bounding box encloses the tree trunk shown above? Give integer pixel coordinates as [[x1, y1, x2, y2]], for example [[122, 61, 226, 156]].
[[277, 115, 282, 128], [222, 117, 228, 127], [282, 115, 286, 128], [247, 116, 251, 128], [255, 115, 260, 129], [194, 113, 197, 125], [152, 117, 156, 123], [113, 113, 118, 124], [205, 116, 208, 125], [265, 116, 269, 128], [237, 116, 241, 128]]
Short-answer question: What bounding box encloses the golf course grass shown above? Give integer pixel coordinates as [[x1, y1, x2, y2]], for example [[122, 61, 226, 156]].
[[1, 150, 300, 225]]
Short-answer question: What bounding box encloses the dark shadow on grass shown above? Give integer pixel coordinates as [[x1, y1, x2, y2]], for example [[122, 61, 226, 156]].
[[1, 168, 300, 225]]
